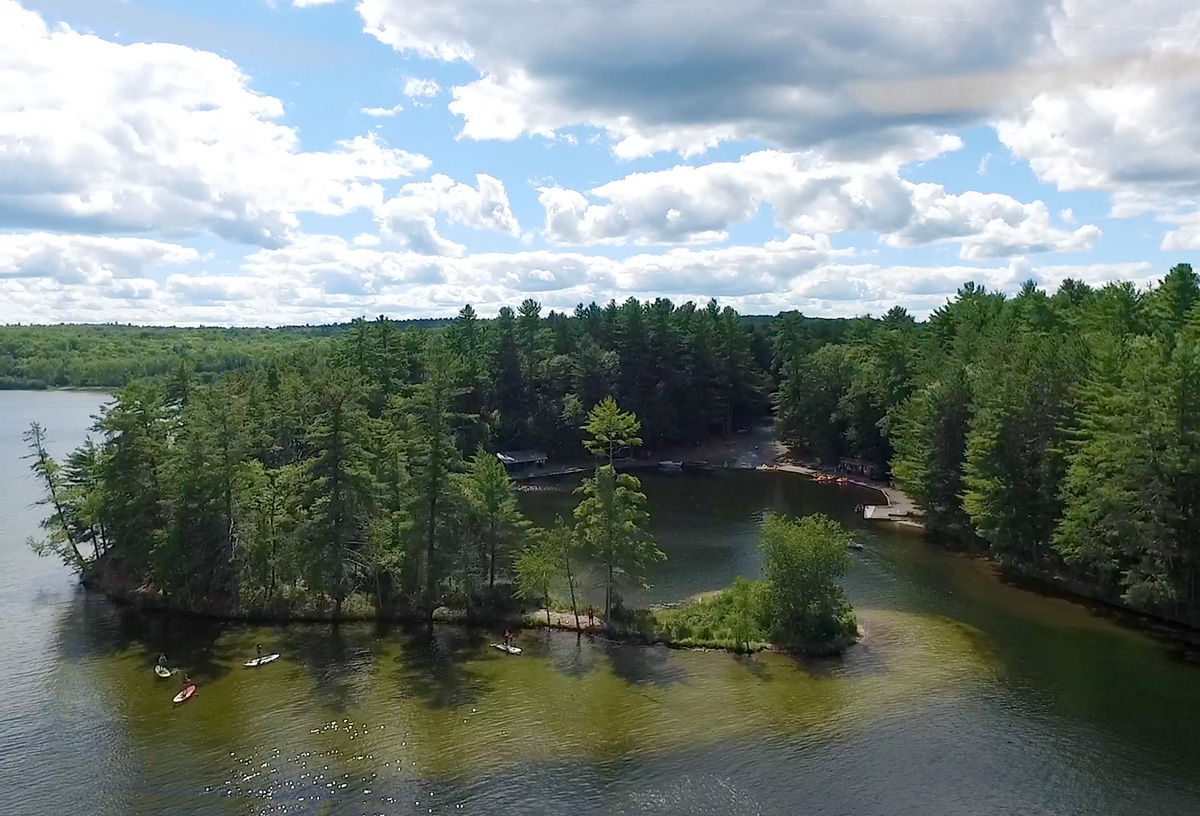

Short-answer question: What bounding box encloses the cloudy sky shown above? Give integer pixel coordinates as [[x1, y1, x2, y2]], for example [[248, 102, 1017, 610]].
[[2, 0, 1198, 325]]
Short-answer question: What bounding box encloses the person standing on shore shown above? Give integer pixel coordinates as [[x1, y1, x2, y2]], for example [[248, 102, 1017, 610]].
[[587, 605, 595, 629]]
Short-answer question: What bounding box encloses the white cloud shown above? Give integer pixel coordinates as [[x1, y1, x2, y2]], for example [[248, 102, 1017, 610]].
[[402, 77, 441, 98], [374, 173, 520, 256], [1060, 207, 1076, 225], [356, 0, 1056, 158], [538, 143, 1101, 259], [229, 232, 1146, 322], [886, 189, 1101, 260], [977, 154, 991, 175], [0, 0, 428, 247], [1161, 211, 1200, 250], [0, 233, 199, 284], [991, 4, 1200, 235], [361, 104, 403, 117], [0, 229, 1160, 326]]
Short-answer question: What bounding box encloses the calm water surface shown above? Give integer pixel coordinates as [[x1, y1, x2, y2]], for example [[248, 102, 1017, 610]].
[[3, 390, 1200, 816]]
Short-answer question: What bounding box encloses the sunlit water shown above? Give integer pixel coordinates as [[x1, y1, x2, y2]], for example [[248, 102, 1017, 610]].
[[2, 391, 1199, 815]]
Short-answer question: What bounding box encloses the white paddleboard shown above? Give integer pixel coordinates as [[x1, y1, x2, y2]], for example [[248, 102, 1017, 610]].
[[491, 643, 522, 655], [244, 653, 280, 667], [154, 665, 172, 678]]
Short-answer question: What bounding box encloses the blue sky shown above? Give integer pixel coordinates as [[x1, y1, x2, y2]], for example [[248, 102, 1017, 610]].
[[2, 0, 1197, 324]]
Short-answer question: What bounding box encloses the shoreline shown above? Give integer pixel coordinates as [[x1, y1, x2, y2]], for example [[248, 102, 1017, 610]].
[[766, 463, 925, 529], [69, 421, 1199, 657], [80, 553, 857, 657], [79, 576, 855, 656]]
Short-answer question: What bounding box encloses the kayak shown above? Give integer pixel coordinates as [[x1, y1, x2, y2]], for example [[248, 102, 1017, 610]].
[[173, 685, 197, 705], [154, 665, 172, 678], [491, 643, 522, 655], [244, 653, 280, 668]]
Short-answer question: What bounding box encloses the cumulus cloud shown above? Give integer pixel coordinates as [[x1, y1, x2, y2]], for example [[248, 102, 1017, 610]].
[[354, 0, 1057, 158], [0, 0, 428, 247], [374, 174, 520, 256], [230, 231, 1146, 322], [886, 190, 1101, 259], [1161, 212, 1200, 251], [347, 0, 1200, 256], [538, 143, 1100, 259], [1, 229, 1159, 326], [0, 233, 199, 284], [989, 4, 1200, 236]]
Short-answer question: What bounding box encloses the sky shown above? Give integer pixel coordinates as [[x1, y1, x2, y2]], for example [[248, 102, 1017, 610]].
[[2, 0, 1199, 326]]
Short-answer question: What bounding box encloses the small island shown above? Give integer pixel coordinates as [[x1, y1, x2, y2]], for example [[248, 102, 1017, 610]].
[[25, 310, 859, 657]]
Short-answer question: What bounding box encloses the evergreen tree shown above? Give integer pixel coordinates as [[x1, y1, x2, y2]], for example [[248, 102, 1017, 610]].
[[573, 465, 663, 619]]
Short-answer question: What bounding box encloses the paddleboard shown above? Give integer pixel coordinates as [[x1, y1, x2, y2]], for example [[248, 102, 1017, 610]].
[[491, 643, 522, 655], [154, 665, 172, 678], [244, 653, 280, 668], [173, 685, 196, 705]]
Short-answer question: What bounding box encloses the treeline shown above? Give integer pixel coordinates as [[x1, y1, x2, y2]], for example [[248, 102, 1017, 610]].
[[0, 324, 334, 389], [0, 309, 857, 443], [776, 264, 1200, 626], [25, 352, 667, 624], [19, 298, 799, 625], [27, 334, 859, 651]]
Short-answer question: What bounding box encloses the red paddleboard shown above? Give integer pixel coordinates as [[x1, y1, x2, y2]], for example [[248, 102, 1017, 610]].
[[173, 684, 197, 705]]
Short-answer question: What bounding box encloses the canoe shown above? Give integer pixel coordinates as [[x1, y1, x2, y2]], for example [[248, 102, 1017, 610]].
[[491, 643, 522, 655], [173, 685, 197, 705], [154, 665, 172, 678], [243, 653, 280, 668]]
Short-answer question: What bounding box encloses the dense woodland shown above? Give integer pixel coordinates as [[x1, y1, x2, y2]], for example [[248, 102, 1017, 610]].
[[21, 266, 1200, 632], [23, 298, 859, 651], [0, 321, 443, 389], [4, 302, 852, 449], [776, 264, 1200, 627]]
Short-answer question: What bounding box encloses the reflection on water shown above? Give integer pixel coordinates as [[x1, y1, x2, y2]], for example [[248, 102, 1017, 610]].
[[3, 391, 1200, 815]]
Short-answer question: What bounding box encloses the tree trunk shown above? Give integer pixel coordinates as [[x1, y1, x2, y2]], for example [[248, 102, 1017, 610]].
[[38, 455, 85, 570], [605, 561, 614, 621], [488, 527, 496, 588], [564, 550, 581, 631], [426, 490, 438, 631]]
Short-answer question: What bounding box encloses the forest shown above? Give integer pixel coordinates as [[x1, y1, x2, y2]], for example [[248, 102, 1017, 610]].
[[775, 264, 1200, 627], [0, 321, 440, 389], [23, 298, 858, 652], [21, 264, 1200, 635]]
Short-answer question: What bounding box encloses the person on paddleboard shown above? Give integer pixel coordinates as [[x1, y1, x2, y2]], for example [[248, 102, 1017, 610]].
[[181, 673, 193, 688], [158, 653, 167, 668], [256, 644, 263, 661]]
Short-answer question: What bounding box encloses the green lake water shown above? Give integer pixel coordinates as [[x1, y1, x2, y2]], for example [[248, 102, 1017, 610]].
[[3, 390, 1199, 815]]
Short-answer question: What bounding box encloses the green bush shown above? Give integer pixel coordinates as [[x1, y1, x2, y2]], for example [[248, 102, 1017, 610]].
[[653, 577, 771, 652]]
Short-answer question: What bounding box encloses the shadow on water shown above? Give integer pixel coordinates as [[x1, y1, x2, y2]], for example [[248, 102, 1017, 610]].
[[733, 652, 771, 680], [53, 591, 237, 683], [600, 639, 688, 688], [545, 631, 598, 678], [274, 623, 378, 713], [390, 625, 494, 709]]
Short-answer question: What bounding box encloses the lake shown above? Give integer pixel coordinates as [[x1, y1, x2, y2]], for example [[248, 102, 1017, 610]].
[[3, 390, 1200, 815]]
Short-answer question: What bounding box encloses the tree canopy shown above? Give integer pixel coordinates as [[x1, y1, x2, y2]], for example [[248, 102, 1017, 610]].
[[774, 264, 1200, 626]]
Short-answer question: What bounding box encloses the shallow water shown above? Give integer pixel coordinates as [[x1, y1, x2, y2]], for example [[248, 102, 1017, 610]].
[[2, 391, 1199, 816]]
